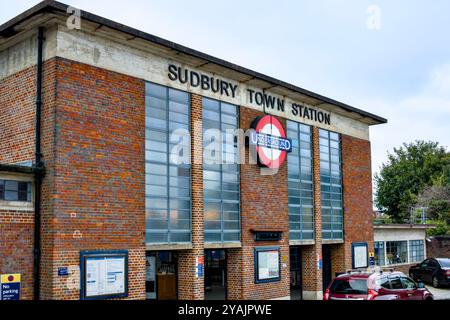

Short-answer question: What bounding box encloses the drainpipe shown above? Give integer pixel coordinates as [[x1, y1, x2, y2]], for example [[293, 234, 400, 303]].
[[33, 26, 45, 301]]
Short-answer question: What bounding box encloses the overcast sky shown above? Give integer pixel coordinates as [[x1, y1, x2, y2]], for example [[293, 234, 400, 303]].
[[2, 0, 450, 183]]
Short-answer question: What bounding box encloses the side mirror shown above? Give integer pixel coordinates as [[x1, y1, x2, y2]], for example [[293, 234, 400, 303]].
[[417, 282, 425, 289]]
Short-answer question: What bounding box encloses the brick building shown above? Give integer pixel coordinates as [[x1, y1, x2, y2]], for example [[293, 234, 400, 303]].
[[0, 1, 387, 300]]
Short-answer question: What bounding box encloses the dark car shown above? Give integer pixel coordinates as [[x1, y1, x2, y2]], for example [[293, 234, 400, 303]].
[[324, 269, 433, 300], [409, 258, 450, 288]]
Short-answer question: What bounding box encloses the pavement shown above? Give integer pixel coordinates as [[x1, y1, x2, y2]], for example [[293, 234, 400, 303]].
[[427, 286, 450, 300]]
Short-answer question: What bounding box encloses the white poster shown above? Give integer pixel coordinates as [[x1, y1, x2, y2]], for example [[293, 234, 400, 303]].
[[258, 250, 280, 281], [85, 256, 126, 298], [354, 245, 368, 269]]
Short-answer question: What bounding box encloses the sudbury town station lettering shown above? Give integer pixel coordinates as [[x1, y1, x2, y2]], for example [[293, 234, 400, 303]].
[[169, 64, 331, 126]]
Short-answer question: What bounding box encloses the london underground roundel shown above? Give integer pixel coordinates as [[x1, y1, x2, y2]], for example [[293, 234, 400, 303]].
[[250, 115, 292, 169]]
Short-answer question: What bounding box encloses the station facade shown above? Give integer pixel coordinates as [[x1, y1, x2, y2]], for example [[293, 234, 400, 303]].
[[0, 1, 387, 300]]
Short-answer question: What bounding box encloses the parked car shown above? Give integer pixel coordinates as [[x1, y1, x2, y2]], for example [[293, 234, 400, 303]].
[[409, 258, 450, 288], [324, 269, 434, 300]]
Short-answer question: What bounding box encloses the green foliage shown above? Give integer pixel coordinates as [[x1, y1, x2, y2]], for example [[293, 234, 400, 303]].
[[373, 215, 393, 225], [375, 141, 449, 222], [427, 220, 449, 237]]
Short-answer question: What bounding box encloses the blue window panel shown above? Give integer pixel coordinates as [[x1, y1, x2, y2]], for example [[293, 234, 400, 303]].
[[319, 129, 343, 240], [203, 97, 240, 243], [145, 83, 192, 244], [287, 121, 314, 240]]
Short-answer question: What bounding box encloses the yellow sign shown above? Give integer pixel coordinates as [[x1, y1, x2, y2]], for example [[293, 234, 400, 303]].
[[1, 274, 21, 284], [369, 252, 375, 258]]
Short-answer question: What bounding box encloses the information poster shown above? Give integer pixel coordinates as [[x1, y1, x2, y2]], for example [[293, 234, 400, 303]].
[[255, 248, 280, 283], [81, 251, 128, 300], [352, 243, 368, 269]]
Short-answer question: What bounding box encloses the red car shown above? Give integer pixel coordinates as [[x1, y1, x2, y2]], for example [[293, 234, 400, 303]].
[[324, 270, 434, 300]]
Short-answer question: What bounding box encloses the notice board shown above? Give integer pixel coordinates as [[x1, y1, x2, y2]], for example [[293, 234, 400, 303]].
[[80, 251, 128, 300]]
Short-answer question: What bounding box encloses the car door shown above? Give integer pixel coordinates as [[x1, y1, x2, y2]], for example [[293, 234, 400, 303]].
[[400, 276, 422, 300], [428, 259, 440, 282], [383, 275, 408, 300], [419, 259, 432, 283]]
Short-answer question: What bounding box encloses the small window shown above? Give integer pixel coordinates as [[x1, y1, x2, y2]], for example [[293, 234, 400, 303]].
[[409, 240, 424, 263], [386, 241, 408, 265], [389, 277, 403, 290], [380, 278, 391, 289], [401, 277, 416, 290], [0, 180, 32, 202], [330, 279, 368, 295]]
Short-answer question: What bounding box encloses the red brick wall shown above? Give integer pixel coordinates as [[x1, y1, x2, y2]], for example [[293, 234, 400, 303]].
[[0, 211, 34, 299], [38, 58, 146, 300], [231, 107, 290, 300], [0, 66, 37, 164], [340, 134, 375, 270], [0, 58, 57, 300], [427, 237, 450, 259]]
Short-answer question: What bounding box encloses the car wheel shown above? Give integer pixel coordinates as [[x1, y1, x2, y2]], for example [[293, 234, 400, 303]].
[[432, 276, 439, 288]]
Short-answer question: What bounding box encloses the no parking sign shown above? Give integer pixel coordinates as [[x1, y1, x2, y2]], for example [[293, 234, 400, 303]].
[[1, 274, 21, 300]]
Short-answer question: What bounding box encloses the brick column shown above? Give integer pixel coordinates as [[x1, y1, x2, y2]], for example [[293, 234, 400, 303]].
[[178, 93, 205, 300], [340, 134, 375, 271], [302, 127, 323, 300], [227, 248, 243, 299]]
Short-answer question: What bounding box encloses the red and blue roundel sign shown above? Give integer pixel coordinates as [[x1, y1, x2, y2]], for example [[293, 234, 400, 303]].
[[250, 115, 292, 169]]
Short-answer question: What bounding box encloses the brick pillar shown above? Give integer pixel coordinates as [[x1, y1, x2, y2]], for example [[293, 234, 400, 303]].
[[178, 94, 204, 300], [341, 134, 375, 272], [330, 243, 345, 279], [227, 248, 243, 300], [302, 127, 323, 300]]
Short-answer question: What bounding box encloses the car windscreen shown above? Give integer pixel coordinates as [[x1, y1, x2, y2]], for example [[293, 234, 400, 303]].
[[329, 279, 368, 294], [437, 259, 450, 268]]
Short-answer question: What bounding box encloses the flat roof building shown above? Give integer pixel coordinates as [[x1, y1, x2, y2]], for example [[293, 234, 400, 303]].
[[0, 1, 387, 300]]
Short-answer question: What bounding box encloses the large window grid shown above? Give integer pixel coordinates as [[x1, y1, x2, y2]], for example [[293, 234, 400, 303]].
[[386, 241, 408, 265], [287, 121, 314, 240], [409, 240, 425, 263], [319, 129, 343, 240], [145, 83, 192, 244], [0, 180, 32, 202], [203, 97, 240, 243]]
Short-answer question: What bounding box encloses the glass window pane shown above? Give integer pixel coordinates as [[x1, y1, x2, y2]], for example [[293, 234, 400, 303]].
[[287, 121, 314, 239], [203, 97, 240, 243], [146, 83, 191, 244]]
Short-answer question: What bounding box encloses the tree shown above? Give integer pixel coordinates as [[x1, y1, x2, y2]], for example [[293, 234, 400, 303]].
[[375, 141, 449, 222]]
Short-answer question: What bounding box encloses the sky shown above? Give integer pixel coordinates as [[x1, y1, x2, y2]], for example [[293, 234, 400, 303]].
[[1, 0, 450, 187]]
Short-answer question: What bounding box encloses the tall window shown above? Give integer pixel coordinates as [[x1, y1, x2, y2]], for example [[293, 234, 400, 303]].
[[202, 97, 240, 243], [409, 240, 425, 263], [319, 129, 343, 240], [145, 83, 191, 244], [374, 241, 385, 266], [0, 180, 32, 202], [287, 121, 314, 240], [386, 241, 408, 265]]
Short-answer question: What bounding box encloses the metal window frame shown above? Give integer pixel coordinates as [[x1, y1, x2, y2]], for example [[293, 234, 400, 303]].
[[319, 129, 343, 240], [409, 240, 425, 263], [145, 82, 192, 245], [287, 121, 314, 241], [202, 97, 241, 244]]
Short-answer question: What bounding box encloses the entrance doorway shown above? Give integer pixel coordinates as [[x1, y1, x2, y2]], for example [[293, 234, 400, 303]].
[[290, 247, 303, 300], [205, 250, 227, 300], [146, 251, 178, 300], [322, 245, 332, 292]]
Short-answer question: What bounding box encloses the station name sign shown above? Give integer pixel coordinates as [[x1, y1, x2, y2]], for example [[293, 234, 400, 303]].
[[168, 64, 331, 126]]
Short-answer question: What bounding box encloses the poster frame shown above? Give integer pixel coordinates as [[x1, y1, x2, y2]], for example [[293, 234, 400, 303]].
[[254, 247, 281, 284], [80, 250, 129, 300]]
